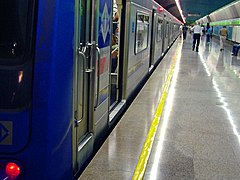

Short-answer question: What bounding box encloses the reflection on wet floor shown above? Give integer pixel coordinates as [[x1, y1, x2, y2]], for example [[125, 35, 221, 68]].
[[146, 35, 240, 179]]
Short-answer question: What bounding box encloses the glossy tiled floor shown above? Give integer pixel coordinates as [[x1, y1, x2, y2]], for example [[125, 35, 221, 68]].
[[80, 35, 240, 179]]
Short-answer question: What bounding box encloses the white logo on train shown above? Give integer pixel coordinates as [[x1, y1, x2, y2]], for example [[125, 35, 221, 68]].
[[101, 3, 110, 43]]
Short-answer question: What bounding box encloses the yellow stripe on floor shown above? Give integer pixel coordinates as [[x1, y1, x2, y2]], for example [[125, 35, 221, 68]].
[[132, 41, 183, 180]]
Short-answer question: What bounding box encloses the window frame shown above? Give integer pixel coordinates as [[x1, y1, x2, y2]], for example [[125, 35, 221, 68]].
[[165, 22, 169, 38]]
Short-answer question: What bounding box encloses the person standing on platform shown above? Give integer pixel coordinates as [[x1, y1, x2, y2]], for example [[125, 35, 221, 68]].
[[210, 26, 213, 39], [201, 26, 205, 36], [206, 23, 211, 43], [191, 22, 201, 52], [219, 26, 228, 51], [179, 25, 183, 38], [182, 24, 188, 40]]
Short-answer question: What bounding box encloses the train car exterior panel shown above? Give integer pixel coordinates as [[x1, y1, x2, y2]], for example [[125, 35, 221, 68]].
[[32, 0, 74, 178], [125, 2, 152, 98]]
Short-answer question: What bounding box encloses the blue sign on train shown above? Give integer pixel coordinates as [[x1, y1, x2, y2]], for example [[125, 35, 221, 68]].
[[0, 123, 8, 143], [98, 0, 112, 48]]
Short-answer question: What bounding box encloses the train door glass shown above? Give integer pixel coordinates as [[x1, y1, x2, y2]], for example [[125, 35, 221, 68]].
[[166, 22, 169, 46], [110, 1, 120, 109], [157, 18, 163, 42], [74, 0, 91, 149], [161, 19, 164, 53], [156, 17, 164, 55]]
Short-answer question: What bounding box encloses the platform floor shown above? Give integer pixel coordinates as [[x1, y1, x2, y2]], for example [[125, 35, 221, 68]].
[[80, 34, 240, 179]]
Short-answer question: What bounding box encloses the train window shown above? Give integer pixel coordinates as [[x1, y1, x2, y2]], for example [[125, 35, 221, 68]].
[[135, 12, 149, 54], [165, 23, 169, 38], [0, 0, 36, 109], [156, 18, 163, 42], [0, 0, 32, 65]]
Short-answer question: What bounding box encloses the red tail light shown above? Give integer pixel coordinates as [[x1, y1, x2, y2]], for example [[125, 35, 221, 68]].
[[6, 162, 21, 178]]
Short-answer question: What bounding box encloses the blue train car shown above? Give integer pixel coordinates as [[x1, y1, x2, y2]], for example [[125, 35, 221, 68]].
[[0, 0, 74, 179]]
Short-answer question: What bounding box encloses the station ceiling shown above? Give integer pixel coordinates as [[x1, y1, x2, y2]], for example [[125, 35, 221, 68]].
[[155, 0, 236, 23]]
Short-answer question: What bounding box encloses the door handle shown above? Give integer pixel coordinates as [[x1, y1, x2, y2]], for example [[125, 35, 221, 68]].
[[78, 47, 93, 73], [74, 47, 87, 126], [78, 46, 87, 71], [94, 46, 101, 109]]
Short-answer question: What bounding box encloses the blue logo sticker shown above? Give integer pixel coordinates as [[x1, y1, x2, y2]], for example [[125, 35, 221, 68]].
[[0, 123, 9, 143], [0, 121, 12, 145], [98, 0, 112, 48]]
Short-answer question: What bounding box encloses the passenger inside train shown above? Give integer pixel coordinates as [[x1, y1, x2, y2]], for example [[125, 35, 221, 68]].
[[111, 12, 119, 73], [110, 2, 120, 107]]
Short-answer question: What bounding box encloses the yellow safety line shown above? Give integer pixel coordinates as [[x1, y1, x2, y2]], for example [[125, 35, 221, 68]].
[[132, 43, 181, 180]]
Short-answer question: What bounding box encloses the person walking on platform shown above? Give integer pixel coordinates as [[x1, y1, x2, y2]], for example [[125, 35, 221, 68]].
[[191, 22, 201, 52], [219, 26, 228, 51]]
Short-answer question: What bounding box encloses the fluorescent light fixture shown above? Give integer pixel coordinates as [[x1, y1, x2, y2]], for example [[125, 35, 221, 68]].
[[188, 13, 201, 17], [175, 0, 186, 23]]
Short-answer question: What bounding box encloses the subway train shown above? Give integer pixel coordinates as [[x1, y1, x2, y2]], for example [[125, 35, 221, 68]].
[[196, 0, 240, 43], [0, 0, 181, 179]]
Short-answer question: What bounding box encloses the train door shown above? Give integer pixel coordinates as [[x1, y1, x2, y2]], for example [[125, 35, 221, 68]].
[[110, 1, 119, 109], [109, 0, 124, 115], [73, 0, 95, 173]]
